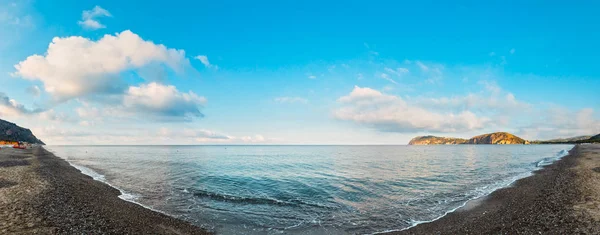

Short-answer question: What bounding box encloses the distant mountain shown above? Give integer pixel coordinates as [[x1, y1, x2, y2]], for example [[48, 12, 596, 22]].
[[408, 132, 529, 145], [538, 136, 592, 143], [533, 134, 600, 144], [0, 119, 45, 145], [408, 136, 467, 145]]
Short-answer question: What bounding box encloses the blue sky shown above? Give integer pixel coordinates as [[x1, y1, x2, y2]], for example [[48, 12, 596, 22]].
[[0, 0, 599, 144]]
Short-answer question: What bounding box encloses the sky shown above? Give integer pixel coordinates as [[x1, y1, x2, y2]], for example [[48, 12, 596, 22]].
[[0, 0, 599, 145]]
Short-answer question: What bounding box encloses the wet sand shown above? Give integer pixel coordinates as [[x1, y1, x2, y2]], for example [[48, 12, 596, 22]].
[[0, 147, 210, 234], [393, 144, 600, 234]]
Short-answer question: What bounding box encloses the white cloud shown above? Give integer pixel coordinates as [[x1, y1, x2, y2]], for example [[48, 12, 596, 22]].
[[14, 30, 189, 101], [78, 6, 111, 30], [380, 73, 398, 84], [156, 128, 277, 144], [416, 61, 429, 72], [308, 75, 317, 79], [76, 106, 100, 119], [334, 86, 489, 133], [518, 107, 600, 140], [357, 73, 364, 80], [38, 109, 75, 123], [194, 55, 217, 69], [274, 97, 308, 104], [123, 82, 207, 119], [0, 92, 43, 117], [384, 67, 409, 77], [414, 81, 530, 114]]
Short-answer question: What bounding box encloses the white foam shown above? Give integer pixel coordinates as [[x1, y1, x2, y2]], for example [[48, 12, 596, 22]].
[[64, 161, 170, 215], [368, 147, 573, 235]]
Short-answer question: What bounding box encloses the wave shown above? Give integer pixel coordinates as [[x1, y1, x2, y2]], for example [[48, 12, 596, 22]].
[[369, 147, 573, 235], [536, 149, 569, 167], [64, 161, 167, 215], [189, 188, 334, 209]]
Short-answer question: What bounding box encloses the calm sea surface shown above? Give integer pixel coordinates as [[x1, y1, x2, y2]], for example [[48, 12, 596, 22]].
[[46, 145, 572, 234]]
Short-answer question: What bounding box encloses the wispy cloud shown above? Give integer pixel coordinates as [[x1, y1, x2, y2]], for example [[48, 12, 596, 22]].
[[380, 73, 398, 84], [26, 85, 40, 97], [194, 55, 218, 69], [78, 6, 111, 30], [384, 67, 409, 77], [274, 97, 308, 104]]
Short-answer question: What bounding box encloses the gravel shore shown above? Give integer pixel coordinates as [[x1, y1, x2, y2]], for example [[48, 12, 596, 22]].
[[1, 145, 599, 234], [393, 144, 600, 235], [0, 146, 210, 234]]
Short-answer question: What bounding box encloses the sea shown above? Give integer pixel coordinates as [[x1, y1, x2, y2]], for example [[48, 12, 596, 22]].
[[45, 145, 572, 234]]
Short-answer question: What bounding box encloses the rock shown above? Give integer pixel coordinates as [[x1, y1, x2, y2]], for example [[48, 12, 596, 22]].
[[408, 136, 468, 145], [408, 132, 529, 145], [467, 132, 528, 145], [0, 119, 45, 145]]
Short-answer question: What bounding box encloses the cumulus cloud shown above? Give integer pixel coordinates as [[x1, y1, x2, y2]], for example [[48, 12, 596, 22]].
[[274, 97, 308, 104], [123, 82, 206, 119], [334, 86, 489, 133], [78, 6, 111, 30], [0, 92, 44, 117], [14, 30, 189, 101], [195, 55, 217, 69]]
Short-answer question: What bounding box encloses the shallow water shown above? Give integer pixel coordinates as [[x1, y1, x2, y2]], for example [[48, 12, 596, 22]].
[[46, 145, 572, 234]]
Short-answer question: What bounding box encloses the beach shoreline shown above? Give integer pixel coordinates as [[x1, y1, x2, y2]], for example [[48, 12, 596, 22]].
[[0, 146, 210, 234], [391, 144, 600, 234], [2, 145, 599, 234]]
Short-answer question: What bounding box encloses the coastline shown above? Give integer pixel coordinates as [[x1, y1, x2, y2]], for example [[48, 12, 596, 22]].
[[390, 144, 600, 234], [0, 146, 210, 234], [2, 145, 598, 234]]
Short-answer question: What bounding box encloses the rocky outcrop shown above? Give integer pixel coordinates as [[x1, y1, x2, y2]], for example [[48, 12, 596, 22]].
[[408, 136, 468, 145], [467, 132, 528, 145], [0, 119, 45, 145], [408, 132, 529, 145]]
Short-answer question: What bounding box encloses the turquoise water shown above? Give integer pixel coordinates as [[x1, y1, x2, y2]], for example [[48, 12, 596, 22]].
[[46, 145, 572, 234]]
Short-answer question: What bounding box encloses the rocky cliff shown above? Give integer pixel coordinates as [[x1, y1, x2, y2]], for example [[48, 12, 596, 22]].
[[409, 132, 529, 145], [467, 132, 528, 145], [0, 119, 45, 145], [408, 136, 468, 145]]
